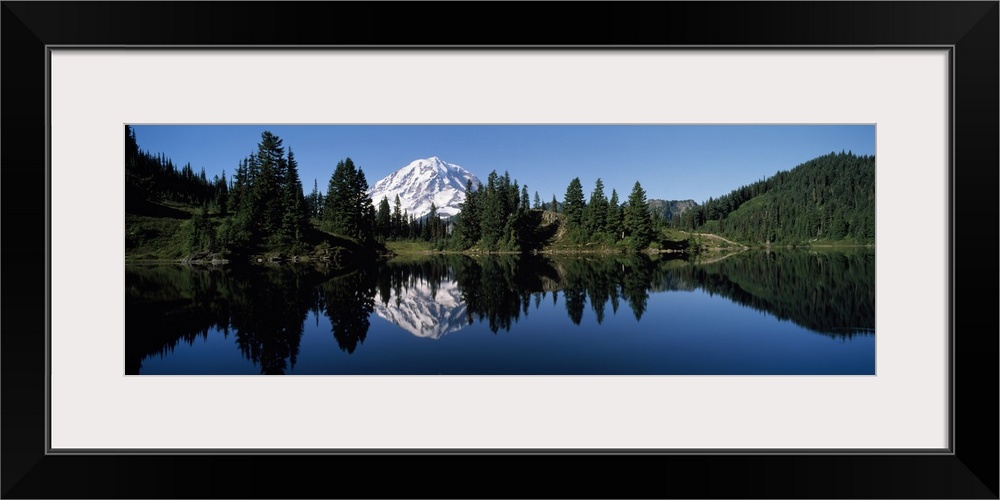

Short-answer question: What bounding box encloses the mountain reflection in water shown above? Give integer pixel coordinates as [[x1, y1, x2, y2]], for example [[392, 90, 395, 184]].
[[374, 279, 468, 339]]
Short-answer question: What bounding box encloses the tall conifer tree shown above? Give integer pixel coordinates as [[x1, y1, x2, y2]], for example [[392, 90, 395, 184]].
[[624, 181, 653, 249], [563, 177, 586, 229], [586, 178, 608, 234], [323, 157, 374, 242], [280, 147, 307, 246], [376, 196, 392, 240]]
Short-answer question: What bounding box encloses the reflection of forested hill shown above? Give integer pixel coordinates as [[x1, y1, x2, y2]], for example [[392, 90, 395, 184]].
[[682, 250, 875, 337]]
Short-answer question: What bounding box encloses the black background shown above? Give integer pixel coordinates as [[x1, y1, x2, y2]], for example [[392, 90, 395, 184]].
[[3, 2, 997, 498]]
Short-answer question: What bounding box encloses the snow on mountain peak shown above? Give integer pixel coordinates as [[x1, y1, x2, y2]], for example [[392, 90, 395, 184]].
[[368, 157, 481, 219]]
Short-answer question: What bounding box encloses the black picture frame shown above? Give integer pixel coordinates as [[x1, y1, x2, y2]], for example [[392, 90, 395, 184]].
[[3, 2, 996, 498]]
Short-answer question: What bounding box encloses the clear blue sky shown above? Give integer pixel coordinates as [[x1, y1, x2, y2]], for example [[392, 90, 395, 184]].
[[129, 125, 875, 205]]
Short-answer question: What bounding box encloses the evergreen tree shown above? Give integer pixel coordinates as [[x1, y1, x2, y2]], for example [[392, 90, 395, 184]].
[[376, 196, 392, 241], [217, 157, 254, 252], [322, 157, 374, 242], [125, 125, 139, 168], [392, 194, 403, 239], [551, 194, 559, 213], [608, 189, 623, 240], [454, 180, 481, 248], [230, 158, 248, 217], [514, 184, 533, 250], [563, 177, 586, 229], [533, 191, 541, 210], [651, 209, 666, 235], [423, 203, 444, 241], [308, 179, 321, 218], [214, 170, 229, 216], [623, 181, 653, 249], [251, 131, 286, 239], [586, 178, 608, 234], [280, 147, 308, 246], [185, 205, 215, 254], [503, 173, 517, 214], [240, 152, 264, 242], [480, 171, 504, 249]]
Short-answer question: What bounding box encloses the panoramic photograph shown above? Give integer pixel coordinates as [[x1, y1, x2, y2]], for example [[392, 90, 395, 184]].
[[125, 124, 875, 375]]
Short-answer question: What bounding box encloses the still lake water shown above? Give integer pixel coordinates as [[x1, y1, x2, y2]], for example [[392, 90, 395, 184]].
[[126, 250, 875, 375]]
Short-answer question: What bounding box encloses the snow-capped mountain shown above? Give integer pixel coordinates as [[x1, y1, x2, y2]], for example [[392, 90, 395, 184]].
[[373, 279, 470, 339], [367, 157, 481, 219]]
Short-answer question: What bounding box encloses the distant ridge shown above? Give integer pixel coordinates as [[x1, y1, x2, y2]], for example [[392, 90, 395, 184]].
[[648, 199, 698, 223]]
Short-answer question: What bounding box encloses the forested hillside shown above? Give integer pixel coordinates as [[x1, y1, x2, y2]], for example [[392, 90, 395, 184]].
[[674, 151, 875, 245], [125, 126, 228, 212], [125, 126, 382, 262]]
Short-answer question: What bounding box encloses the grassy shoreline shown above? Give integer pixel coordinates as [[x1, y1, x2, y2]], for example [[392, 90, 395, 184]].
[[127, 203, 873, 264]]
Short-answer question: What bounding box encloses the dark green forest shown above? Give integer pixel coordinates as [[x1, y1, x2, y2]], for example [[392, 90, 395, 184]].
[[673, 151, 876, 245]]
